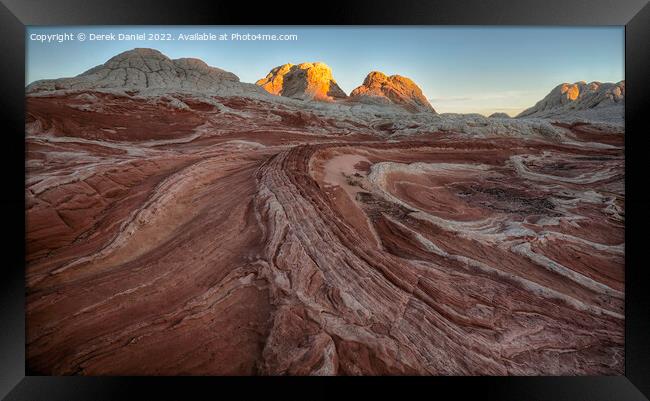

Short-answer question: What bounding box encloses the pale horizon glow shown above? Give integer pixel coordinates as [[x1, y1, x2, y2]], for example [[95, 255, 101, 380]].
[[26, 26, 624, 116]]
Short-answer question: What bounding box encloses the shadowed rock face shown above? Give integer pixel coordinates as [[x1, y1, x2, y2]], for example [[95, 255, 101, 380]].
[[350, 71, 436, 113], [517, 81, 625, 123], [25, 50, 624, 376], [256, 62, 348, 101]]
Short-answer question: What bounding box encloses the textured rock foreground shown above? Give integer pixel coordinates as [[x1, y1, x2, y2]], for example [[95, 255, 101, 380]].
[[26, 90, 623, 375]]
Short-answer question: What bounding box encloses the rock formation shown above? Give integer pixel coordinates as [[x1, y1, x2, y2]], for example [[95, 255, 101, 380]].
[[256, 62, 347, 101], [25, 49, 624, 376], [349, 71, 436, 113], [488, 112, 511, 118], [517, 81, 625, 123], [26, 48, 266, 97]]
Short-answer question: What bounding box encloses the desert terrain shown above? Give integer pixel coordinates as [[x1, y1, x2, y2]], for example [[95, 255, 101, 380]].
[[25, 49, 625, 375]]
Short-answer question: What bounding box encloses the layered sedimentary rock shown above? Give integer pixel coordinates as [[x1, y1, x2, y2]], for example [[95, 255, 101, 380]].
[[256, 62, 347, 101], [25, 94, 624, 375], [489, 112, 511, 118], [349, 71, 436, 113], [25, 50, 624, 376], [517, 81, 625, 123]]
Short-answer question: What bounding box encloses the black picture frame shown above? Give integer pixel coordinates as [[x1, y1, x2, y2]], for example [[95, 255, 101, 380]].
[[1, 0, 648, 399]]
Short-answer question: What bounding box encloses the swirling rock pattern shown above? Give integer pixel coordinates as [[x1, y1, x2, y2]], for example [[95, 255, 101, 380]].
[[26, 89, 624, 375]]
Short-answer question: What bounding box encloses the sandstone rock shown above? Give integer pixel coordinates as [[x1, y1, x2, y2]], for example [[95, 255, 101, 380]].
[[24, 49, 624, 376], [488, 112, 511, 118], [517, 80, 625, 123], [349, 71, 436, 113], [26, 48, 266, 97], [256, 62, 347, 101], [26, 86, 624, 375]]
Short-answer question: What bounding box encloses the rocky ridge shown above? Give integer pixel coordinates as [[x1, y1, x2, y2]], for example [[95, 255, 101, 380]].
[[517, 81, 625, 123], [489, 112, 511, 119], [26, 48, 624, 123]]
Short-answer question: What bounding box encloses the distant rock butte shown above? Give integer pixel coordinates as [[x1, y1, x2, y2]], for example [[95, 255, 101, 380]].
[[517, 81, 625, 121], [27, 49, 437, 114], [256, 62, 348, 101], [489, 112, 511, 119], [26, 48, 264, 96], [349, 71, 436, 113]]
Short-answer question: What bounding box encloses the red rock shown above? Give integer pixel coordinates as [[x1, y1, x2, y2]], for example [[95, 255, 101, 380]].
[[25, 56, 624, 376]]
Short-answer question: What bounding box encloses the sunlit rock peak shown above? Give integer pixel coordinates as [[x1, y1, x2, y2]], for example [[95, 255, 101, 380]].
[[349, 71, 436, 113], [256, 62, 348, 101]]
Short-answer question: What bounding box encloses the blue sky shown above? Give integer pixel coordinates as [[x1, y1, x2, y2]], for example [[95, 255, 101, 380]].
[[26, 26, 624, 116]]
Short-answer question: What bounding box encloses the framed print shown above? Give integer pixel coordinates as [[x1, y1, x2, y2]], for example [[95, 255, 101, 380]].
[[1, 0, 649, 399]]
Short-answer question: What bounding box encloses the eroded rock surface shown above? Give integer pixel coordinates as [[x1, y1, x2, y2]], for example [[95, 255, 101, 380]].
[[349, 71, 436, 113], [25, 50, 624, 376], [26, 92, 624, 376], [256, 62, 347, 101], [517, 81, 625, 123], [26, 48, 266, 97]]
